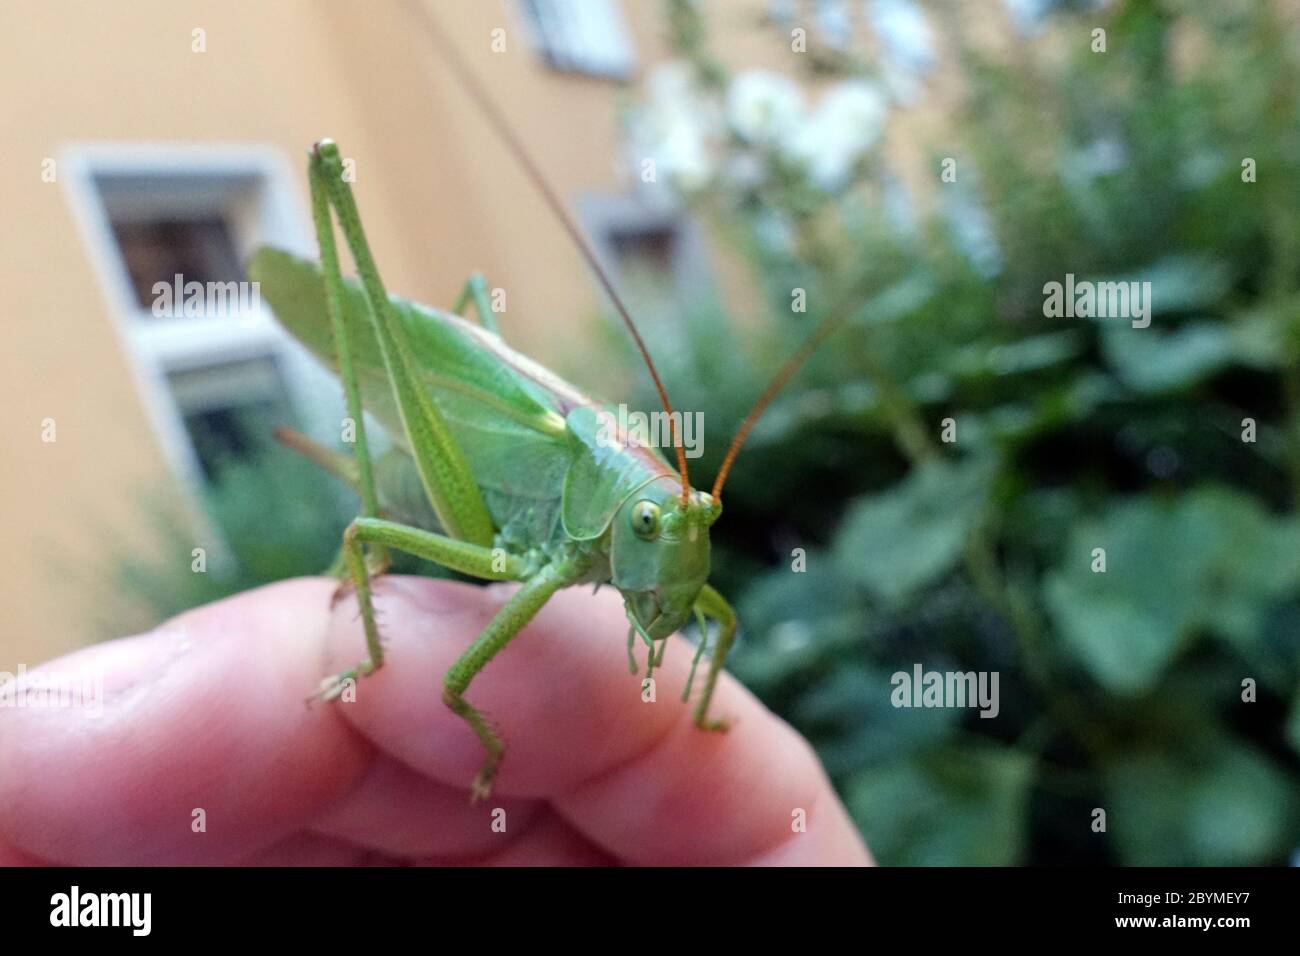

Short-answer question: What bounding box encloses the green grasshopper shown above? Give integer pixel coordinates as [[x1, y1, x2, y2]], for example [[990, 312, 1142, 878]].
[[247, 28, 839, 802]]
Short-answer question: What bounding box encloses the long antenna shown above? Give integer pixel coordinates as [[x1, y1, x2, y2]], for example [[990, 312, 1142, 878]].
[[711, 289, 859, 502], [405, 0, 691, 505]]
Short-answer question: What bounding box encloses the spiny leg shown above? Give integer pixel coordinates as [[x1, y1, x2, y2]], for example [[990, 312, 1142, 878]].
[[645, 638, 666, 682], [314, 139, 496, 548], [689, 584, 738, 732], [316, 518, 526, 701], [317, 520, 384, 699], [625, 626, 667, 681], [681, 607, 709, 703], [451, 272, 500, 335], [442, 562, 577, 801], [308, 149, 387, 572]]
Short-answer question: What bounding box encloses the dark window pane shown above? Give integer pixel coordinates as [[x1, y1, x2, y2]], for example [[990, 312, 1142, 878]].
[[109, 216, 245, 312], [167, 357, 295, 481], [608, 226, 680, 324]]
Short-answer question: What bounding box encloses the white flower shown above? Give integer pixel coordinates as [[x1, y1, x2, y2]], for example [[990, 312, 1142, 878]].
[[627, 62, 721, 195], [646, 61, 698, 106], [655, 120, 714, 192], [726, 70, 804, 145], [783, 80, 887, 191], [723, 151, 765, 192]]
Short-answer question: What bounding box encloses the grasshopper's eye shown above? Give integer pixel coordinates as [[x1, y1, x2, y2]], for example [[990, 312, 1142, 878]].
[[630, 500, 661, 539]]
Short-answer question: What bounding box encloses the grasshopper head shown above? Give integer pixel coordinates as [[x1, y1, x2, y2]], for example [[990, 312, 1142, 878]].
[[612, 479, 721, 640]]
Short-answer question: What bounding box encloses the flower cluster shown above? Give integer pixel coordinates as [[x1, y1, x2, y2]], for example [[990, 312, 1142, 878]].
[[625, 63, 889, 202]]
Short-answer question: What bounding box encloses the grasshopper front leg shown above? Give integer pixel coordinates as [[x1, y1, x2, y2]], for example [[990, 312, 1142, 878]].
[[317, 518, 527, 701], [442, 560, 578, 801], [688, 584, 738, 732]]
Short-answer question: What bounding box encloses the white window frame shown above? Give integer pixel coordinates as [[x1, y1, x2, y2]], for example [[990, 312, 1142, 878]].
[[60, 143, 336, 494], [516, 0, 636, 79], [576, 192, 713, 330]]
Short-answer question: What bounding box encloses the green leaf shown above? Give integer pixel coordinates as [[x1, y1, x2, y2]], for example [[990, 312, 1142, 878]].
[[1105, 739, 1299, 865], [793, 665, 959, 773], [850, 269, 939, 326], [1082, 255, 1231, 317], [1288, 694, 1300, 758], [844, 746, 1034, 865], [732, 559, 867, 692], [1229, 300, 1295, 369], [1045, 488, 1300, 694], [1101, 321, 1235, 393], [833, 455, 997, 604], [946, 331, 1083, 379]]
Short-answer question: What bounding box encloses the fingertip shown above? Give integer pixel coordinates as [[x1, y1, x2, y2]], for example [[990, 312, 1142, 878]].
[[554, 679, 871, 865], [323, 576, 689, 797]]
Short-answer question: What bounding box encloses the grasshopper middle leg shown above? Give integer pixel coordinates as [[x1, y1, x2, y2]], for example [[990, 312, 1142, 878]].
[[441, 561, 576, 800], [452, 272, 500, 335]]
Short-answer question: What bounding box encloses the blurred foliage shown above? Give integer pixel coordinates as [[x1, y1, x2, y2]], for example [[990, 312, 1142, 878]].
[[598, 0, 1300, 864], [105, 410, 452, 630], [104, 412, 348, 628]]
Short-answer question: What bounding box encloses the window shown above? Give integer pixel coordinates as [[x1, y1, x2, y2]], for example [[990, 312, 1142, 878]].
[[607, 223, 683, 326], [166, 356, 298, 482], [577, 194, 712, 330], [61, 145, 339, 492], [109, 215, 245, 312], [517, 0, 635, 79]]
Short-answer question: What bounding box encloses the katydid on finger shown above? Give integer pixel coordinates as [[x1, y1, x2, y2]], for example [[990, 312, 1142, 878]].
[[246, 21, 845, 803]]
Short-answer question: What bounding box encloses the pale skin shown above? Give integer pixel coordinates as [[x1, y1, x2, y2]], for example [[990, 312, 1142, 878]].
[[0, 577, 872, 866]]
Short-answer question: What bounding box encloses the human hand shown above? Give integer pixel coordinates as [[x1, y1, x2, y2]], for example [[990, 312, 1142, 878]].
[[0, 577, 871, 866]]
